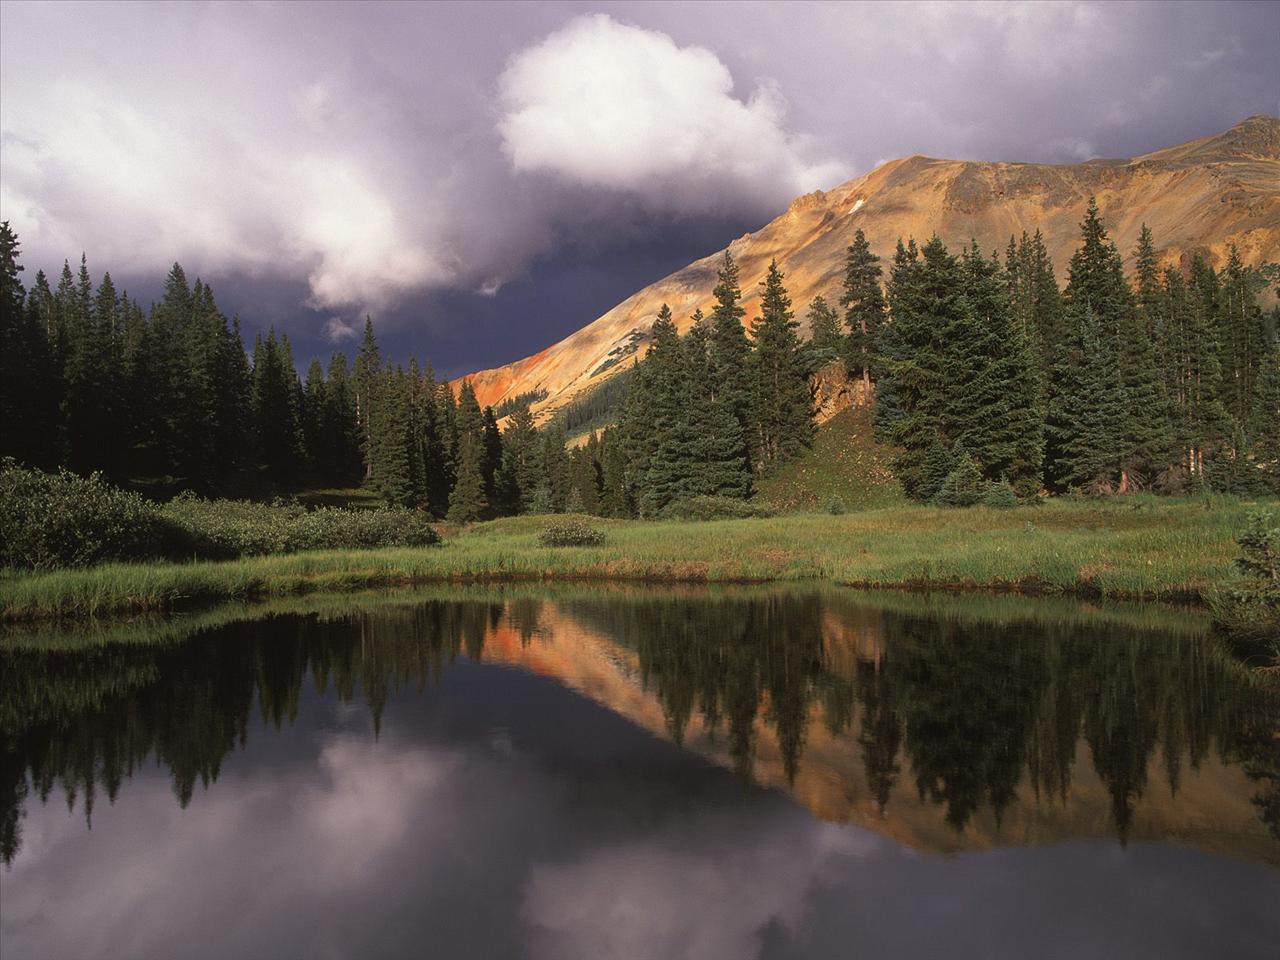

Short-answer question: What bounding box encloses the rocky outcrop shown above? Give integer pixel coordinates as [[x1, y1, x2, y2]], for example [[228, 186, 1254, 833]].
[[457, 116, 1280, 422]]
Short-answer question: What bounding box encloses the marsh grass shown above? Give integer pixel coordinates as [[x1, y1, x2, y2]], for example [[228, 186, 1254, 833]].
[[2, 496, 1273, 621]]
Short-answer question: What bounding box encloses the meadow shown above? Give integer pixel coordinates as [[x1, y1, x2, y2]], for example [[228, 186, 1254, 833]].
[[2, 494, 1270, 621]]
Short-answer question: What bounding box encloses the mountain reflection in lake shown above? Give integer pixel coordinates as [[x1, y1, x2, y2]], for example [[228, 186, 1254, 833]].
[[2, 586, 1278, 960]]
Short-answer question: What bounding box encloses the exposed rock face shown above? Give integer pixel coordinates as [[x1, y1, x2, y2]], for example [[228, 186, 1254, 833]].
[[810, 359, 870, 424], [457, 116, 1280, 421]]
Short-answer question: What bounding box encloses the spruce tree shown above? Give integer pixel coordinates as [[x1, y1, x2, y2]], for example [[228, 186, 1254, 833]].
[[447, 381, 489, 520], [499, 402, 541, 513], [1051, 304, 1128, 491], [447, 431, 487, 521], [322, 352, 362, 485], [872, 239, 920, 443], [540, 425, 572, 512], [354, 317, 381, 480], [1218, 246, 1269, 425], [1046, 200, 1131, 492], [569, 441, 603, 515], [840, 228, 886, 393], [955, 243, 1044, 491], [917, 437, 955, 503], [751, 260, 813, 471], [1251, 343, 1280, 491], [482, 406, 503, 507], [1120, 226, 1175, 485], [805, 295, 842, 356], [707, 251, 755, 462], [0, 224, 57, 466], [598, 425, 632, 517], [368, 368, 414, 506]]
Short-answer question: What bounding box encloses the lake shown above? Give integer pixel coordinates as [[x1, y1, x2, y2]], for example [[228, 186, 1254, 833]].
[[2, 585, 1277, 959]]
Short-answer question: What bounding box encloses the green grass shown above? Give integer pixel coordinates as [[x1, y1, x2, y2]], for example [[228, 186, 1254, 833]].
[[755, 407, 904, 511], [3, 494, 1273, 621], [1, 580, 1215, 652]]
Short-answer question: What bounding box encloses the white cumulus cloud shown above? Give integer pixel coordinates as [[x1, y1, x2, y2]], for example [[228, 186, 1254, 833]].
[[498, 14, 850, 211]]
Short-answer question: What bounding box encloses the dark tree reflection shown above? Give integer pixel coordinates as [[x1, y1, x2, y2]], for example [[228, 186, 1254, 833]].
[[2, 589, 1276, 863]]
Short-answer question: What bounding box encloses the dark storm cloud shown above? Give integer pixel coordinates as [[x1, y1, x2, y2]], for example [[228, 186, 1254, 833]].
[[1, 1, 1276, 372]]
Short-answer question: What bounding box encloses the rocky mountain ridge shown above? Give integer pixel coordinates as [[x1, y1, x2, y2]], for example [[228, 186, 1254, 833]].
[[456, 116, 1280, 422]]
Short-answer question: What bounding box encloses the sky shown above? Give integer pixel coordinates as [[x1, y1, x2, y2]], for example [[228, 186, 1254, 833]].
[[2, 0, 1278, 377]]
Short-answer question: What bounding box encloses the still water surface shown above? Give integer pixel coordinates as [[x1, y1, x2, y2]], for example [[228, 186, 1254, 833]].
[[2, 586, 1277, 959]]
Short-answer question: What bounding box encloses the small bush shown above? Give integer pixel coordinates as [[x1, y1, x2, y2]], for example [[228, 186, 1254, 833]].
[[659, 497, 777, 521], [980, 481, 1018, 509], [933, 456, 984, 507], [537, 518, 606, 547], [0, 459, 162, 570], [827, 496, 847, 516]]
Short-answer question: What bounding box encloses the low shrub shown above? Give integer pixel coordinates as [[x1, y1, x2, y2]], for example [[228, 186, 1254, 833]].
[[659, 497, 777, 521], [827, 496, 847, 516], [290, 507, 440, 551], [159, 495, 305, 558], [536, 518, 606, 547], [980, 481, 1019, 509], [160, 494, 440, 558], [0, 459, 161, 570]]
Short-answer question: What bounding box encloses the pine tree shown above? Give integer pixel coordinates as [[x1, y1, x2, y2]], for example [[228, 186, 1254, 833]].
[[499, 402, 541, 513], [1045, 200, 1131, 492], [447, 431, 487, 522], [354, 317, 381, 480], [751, 260, 813, 471], [1251, 343, 1280, 491], [840, 228, 886, 393], [482, 406, 503, 508], [446, 381, 489, 520], [540, 425, 572, 512], [598, 425, 631, 517], [955, 243, 1044, 491], [0, 223, 57, 466], [570, 440, 603, 515], [368, 368, 414, 506], [934, 443, 984, 507], [917, 437, 955, 503], [321, 352, 362, 485], [302, 357, 328, 474], [1051, 304, 1128, 491], [1218, 246, 1269, 425], [872, 239, 921, 441], [805, 295, 842, 356], [707, 251, 755, 463], [1120, 226, 1175, 485], [683, 308, 712, 385], [251, 329, 305, 486]]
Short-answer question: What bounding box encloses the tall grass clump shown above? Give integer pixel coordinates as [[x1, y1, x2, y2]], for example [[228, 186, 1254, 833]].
[[0, 459, 160, 570]]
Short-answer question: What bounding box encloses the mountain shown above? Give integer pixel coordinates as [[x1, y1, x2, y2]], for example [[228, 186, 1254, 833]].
[[457, 116, 1280, 420]]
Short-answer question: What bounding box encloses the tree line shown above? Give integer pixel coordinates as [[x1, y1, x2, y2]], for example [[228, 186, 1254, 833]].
[[3, 197, 1276, 517], [859, 201, 1279, 498]]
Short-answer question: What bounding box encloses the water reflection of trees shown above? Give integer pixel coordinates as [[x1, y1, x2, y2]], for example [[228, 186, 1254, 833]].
[[567, 592, 1279, 843], [2, 591, 1276, 864]]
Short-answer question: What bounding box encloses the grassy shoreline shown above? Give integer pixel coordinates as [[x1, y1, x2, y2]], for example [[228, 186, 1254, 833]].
[[3, 496, 1272, 622]]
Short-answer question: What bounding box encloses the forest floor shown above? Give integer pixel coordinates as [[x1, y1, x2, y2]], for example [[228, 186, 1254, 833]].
[[2, 495, 1272, 622]]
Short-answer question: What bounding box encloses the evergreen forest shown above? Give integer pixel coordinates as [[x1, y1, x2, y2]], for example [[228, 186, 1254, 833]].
[[1, 197, 1276, 522]]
